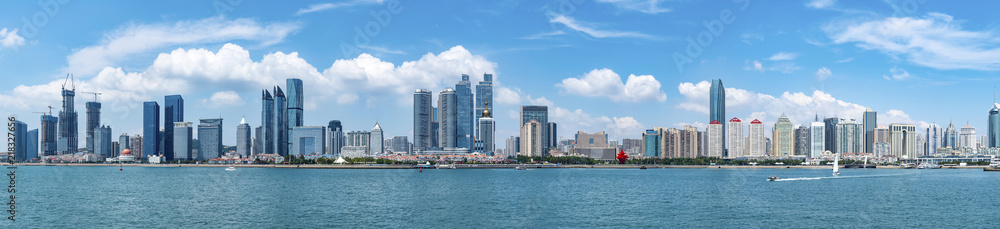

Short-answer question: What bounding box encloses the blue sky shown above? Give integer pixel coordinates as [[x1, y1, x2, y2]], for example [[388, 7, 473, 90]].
[[2, 0, 1000, 148]]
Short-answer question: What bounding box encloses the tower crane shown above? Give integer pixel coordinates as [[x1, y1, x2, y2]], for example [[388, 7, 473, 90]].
[[80, 91, 102, 102]]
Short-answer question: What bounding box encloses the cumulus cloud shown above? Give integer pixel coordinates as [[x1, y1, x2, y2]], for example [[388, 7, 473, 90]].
[[595, 0, 671, 14], [826, 12, 1000, 70], [202, 91, 244, 107], [556, 68, 667, 102], [816, 67, 832, 80], [67, 16, 300, 75], [0, 28, 26, 48], [676, 81, 923, 127]]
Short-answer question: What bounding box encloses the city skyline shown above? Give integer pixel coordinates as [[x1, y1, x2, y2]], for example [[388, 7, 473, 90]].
[[5, 1, 1000, 150]]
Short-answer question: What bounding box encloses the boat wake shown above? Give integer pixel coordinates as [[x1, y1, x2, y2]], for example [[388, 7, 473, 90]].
[[770, 173, 907, 182]]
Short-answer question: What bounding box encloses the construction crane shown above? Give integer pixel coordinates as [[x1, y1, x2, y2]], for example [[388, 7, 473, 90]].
[[62, 74, 75, 91], [33, 106, 54, 116], [80, 91, 102, 102], [47, 106, 54, 115]]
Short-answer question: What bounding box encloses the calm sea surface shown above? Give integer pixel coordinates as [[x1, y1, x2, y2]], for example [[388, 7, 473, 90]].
[[5, 166, 1000, 228]]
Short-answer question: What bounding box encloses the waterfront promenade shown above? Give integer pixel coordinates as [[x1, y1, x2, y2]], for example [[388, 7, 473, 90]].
[[17, 163, 989, 169]]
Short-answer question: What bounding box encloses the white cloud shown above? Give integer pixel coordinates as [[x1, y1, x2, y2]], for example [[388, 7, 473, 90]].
[[202, 91, 244, 107], [358, 45, 406, 55], [826, 13, 1000, 70], [676, 81, 924, 127], [816, 67, 832, 80], [883, 67, 911, 81], [741, 33, 765, 45], [674, 121, 707, 130], [806, 0, 836, 9], [295, 0, 385, 15], [520, 30, 565, 40], [744, 59, 798, 73], [337, 94, 359, 104], [835, 57, 854, 63], [0, 28, 26, 48], [66, 16, 300, 76], [766, 52, 799, 61], [495, 86, 524, 105], [549, 14, 653, 39], [595, 0, 671, 14], [556, 68, 667, 102]]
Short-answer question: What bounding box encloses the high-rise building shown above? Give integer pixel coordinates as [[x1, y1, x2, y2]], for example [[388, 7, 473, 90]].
[[944, 122, 958, 148], [286, 78, 304, 130], [521, 119, 545, 157], [391, 136, 410, 154], [328, 120, 344, 155], [706, 121, 723, 157], [727, 118, 743, 158], [291, 126, 325, 156], [960, 124, 976, 149], [642, 129, 661, 158], [890, 124, 917, 159], [520, 106, 549, 153], [823, 117, 840, 153], [119, 134, 130, 155], [478, 102, 495, 156], [926, 123, 942, 156], [237, 118, 251, 156], [455, 74, 475, 150], [370, 123, 384, 155], [342, 131, 371, 158], [709, 79, 726, 153], [58, 85, 78, 155], [262, 90, 275, 155], [130, 135, 142, 157], [13, 121, 28, 162], [794, 126, 810, 157], [163, 95, 183, 161], [198, 118, 223, 160], [990, 103, 1000, 148], [475, 73, 493, 138], [40, 115, 58, 156], [253, 126, 262, 155], [810, 121, 825, 158], [143, 101, 160, 158], [413, 89, 434, 151], [772, 115, 794, 157], [26, 129, 38, 162], [438, 88, 458, 148], [506, 136, 520, 157], [748, 120, 765, 157], [274, 86, 288, 156], [85, 101, 100, 153], [173, 122, 193, 161], [836, 119, 863, 155], [863, 109, 876, 154], [94, 125, 112, 159]]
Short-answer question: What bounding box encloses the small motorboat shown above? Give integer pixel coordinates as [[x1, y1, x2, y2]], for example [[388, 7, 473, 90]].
[[768, 176, 780, 181], [225, 166, 236, 171], [640, 166, 647, 169], [515, 166, 527, 170]]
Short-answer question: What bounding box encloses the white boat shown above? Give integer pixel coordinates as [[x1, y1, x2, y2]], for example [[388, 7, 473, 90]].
[[917, 162, 941, 169], [515, 166, 527, 170], [832, 154, 840, 176], [225, 166, 236, 171], [435, 164, 456, 169]]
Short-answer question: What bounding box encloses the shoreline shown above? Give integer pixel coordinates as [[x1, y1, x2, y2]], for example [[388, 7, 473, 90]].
[[15, 163, 990, 169]]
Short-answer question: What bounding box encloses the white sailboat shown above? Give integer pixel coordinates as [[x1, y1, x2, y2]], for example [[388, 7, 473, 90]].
[[832, 154, 841, 176]]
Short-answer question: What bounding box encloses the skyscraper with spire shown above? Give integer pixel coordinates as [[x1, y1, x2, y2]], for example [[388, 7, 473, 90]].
[[164, 95, 183, 161], [58, 75, 78, 155], [286, 78, 304, 130], [476, 73, 493, 139], [990, 103, 1000, 148], [237, 117, 251, 156], [275, 86, 288, 156], [261, 90, 275, 155], [456, 74, 475, 150], [478, 101, 495, 156], [370, 122, 384, 155], [710, 79, 726, 154]]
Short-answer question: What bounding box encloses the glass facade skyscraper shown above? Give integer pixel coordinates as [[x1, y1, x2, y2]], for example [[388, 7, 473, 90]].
[[287, 78, 304, 130], [174, 122, 193, 161], [58, 87, 78, 154], [143, 101, 160, 159], [709, 79, 725, 153], [41, 114, 58, 156], [643, 129, 660, 157], [455, 74, 474, 150], [863, 109, 876, 153], [237, 118, 251, 156], [275, 86, 288, 156], [164, 95, 183, 161], [262, 90, 274, 155], [520, 106, 549, 154], [413, 89, 433, 151], [94, 125, 112, 158], [475, 73, 493, 137], [291, 126, 325, 156], [13, 121, 27, 162], [328, 120, 344, 155], [438, 88, 457, 148], [85, 101, 100, 152], [370, 123, 383, 155], [990, 103, 1000, 147], [198, 118, 223, 160]]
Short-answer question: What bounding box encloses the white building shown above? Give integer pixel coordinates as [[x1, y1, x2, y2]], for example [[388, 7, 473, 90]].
[[890, 124, 917, 159], [926, 123, 942, 156], [748, 119, 765, 157], [520, 119, 544, 157], [960, 124, 976, 149], [370, 123, 384, 155], [727, 118, 743, 158], [707, 120, 723, 157]]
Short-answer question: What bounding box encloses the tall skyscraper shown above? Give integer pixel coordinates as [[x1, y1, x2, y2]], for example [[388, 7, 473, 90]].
[[520, 106, 549, 153], [143, 101, 160, 158], [836, 119, 863, 155], [291, 126, 325, 156], [328, 120, 344, 155], [823, 117, 840, 153], [707, 120, 723, 157], [438, 88, 458, 148], [709, 79, 726, 153], [960, 124, 976, 149], [274, 86, 288, 156], [118, 134, 130, 155], [772, 115, 794, 157], [164, 95, 183, 161], [455, 74, 475, 150], [475, 73, 493, 138], [863, 109, 876, 153], [391, 136, 410, 154], [174, 122, 193, 161], [130, 135, 142, 157], [286, 78, 304, 130], [413, 89, 433, 151], [944, 122, 958, 148], [85, 101, 100, 152], [749, 119, 765, 157], [40, 115, 58, 156], [370, 123, 384, 155], [237, 117, 251, 156], [342, 131, 371, 158], [548, 122, 558, 149], [58, 84, 78, 155], [990, 103, 1000, 147], [13, 121, 27, 162], [642, 129, 661, 158], [26, 129, 38, 162], [506, 136, 520, 156], [810, 121, 825, 158], [262, 90, 275, 155], [94, 125, 112, 159], [890, 124, 917, 159], [521, 119, 545, 156], [727, 118, 743, 158], [478, 102, 495, 156], [253, 126, 262, 155], [926, 123, 942, 156], [198, 118, 223, 160]]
